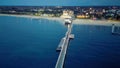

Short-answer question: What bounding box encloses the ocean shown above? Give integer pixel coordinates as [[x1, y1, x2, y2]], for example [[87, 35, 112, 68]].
[[0, 16, 120, 68]]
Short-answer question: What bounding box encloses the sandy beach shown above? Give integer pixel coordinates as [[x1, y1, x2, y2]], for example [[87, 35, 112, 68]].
[[73, 19, 120, 26], [0, 14, 120, 26]]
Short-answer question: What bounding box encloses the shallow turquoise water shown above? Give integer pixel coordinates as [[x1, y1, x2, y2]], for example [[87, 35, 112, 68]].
[[0, 16, 120, 68]]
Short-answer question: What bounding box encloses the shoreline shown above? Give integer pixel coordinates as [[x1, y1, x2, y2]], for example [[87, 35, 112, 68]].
[[74, 19, 120, 26], [0, 14, 65, 23], [0, 14, 120, 26], [0, 14, 63, 20]]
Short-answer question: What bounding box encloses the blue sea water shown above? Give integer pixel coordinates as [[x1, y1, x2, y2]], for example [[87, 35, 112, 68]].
[[65, 25, 120, 68], [0, 16, 120, 68], [0, 16, 67, 68]]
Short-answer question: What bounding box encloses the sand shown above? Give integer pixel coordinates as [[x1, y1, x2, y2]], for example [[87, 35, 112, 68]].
[[0, 14, 120, 26]]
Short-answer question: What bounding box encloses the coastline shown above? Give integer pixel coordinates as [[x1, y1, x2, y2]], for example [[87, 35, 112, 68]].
[[74, 19, 120, 26], [0, 14, 120, 26], [0, 14, 64, 20]]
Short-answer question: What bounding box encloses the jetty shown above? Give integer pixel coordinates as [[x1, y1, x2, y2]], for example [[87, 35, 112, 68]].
[[55, 18, 74, 68], [112, 24, 120, 35]]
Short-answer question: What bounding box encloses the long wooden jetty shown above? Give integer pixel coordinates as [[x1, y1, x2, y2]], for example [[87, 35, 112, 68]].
[[55, 19, 74, 68]]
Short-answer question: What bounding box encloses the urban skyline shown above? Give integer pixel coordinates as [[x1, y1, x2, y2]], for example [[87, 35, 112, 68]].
[[0, 6, 120, 20]]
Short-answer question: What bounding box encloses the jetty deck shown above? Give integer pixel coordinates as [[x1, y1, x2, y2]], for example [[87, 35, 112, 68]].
[[55, 20, 74, 68]]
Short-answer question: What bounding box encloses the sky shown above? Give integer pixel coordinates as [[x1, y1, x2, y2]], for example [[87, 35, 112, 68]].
[[0, 0, 120, 6]]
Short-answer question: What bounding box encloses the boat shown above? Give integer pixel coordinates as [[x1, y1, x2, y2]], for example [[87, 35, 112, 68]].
[[56, 37, 66, 52]]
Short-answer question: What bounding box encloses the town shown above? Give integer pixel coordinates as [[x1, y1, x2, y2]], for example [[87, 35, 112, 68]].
[[0, 6, 120, 20]]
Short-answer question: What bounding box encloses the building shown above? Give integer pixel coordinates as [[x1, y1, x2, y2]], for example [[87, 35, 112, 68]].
[[60, 10, 75, 19]]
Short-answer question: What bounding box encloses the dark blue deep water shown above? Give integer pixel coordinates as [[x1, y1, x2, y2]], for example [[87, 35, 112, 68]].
[[65, 25, 120, 68], [0, 16, 120, 68]]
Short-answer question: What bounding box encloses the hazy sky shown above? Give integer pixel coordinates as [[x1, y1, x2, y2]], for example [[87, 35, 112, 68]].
[[0, 0, 120, 6]]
